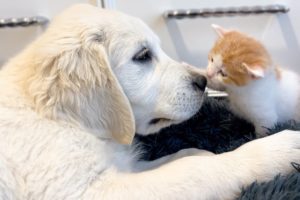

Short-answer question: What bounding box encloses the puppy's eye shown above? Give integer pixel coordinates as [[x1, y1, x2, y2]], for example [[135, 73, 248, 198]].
[[133, 48, 152, 63]]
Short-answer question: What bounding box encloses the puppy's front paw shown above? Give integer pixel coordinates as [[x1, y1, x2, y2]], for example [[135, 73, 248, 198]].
[[238, 130, 300, 181]]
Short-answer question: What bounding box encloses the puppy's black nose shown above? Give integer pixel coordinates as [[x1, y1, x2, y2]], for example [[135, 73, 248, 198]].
[[192, 75, 207, 91]]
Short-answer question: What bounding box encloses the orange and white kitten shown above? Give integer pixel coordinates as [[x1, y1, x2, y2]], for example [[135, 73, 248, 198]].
[[206, 24, 300, 136]]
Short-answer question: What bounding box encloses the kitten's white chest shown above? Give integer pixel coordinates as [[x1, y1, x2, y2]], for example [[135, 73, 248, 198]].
[[227, 70, 300, 135], [227, 77, 278, 134]]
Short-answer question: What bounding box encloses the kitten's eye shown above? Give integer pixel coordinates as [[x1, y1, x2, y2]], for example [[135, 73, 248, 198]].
[[220, 69, 227, 77], [211, 58, 214, 62], [133, 47, 152, 63]]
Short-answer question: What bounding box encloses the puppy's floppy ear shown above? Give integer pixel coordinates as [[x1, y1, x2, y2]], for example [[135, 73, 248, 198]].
[[211, 24, 229, 38], [24, 36, 135, 145]]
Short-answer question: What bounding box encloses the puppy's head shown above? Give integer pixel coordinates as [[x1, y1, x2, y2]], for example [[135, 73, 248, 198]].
[[17, 4, 206, 144]]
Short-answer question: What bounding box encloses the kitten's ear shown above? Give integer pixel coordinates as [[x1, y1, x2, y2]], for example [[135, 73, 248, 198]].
[[242, 63, 265, 78], [211, 24, 229, 38]]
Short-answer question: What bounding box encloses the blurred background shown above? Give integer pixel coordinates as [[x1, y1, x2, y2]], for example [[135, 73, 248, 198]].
[[0, 0, 299, 73]]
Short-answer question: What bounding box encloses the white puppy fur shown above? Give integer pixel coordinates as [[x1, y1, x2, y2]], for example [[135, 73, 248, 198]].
[[0, 4, 300, 200]]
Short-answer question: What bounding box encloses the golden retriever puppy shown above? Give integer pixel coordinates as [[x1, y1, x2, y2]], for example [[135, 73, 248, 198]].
[[0, 4, 299, 200]]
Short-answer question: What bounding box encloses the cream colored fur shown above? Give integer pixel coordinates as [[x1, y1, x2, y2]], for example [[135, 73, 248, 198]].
[[0, 4, 300, 200]]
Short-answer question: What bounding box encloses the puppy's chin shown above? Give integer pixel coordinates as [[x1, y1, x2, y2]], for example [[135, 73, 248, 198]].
[[136, 119, 179, 136], [136, 104, 204, 136]]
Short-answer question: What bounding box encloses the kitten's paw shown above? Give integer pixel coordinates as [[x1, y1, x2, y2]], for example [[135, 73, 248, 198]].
[[254, 118, 278, 137], [172, 148, 215, 160], [254, 126, 269, 138], [206, 77, 226, 91]]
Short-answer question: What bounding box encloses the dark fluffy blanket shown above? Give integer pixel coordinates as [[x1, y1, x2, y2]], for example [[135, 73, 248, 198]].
[[134, 97, 300, 200]]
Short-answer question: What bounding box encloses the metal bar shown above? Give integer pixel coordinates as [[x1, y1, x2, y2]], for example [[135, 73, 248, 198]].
[[164, 4, 289, 19], [0, 16, 48, 28], [206, 89, 228, 98]]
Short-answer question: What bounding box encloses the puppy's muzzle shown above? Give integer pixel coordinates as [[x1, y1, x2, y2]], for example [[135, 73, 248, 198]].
[[192, 75, 207, 91]]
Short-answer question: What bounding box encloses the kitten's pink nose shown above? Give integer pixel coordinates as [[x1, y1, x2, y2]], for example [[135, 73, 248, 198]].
[[207, 68, 215, 78]]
